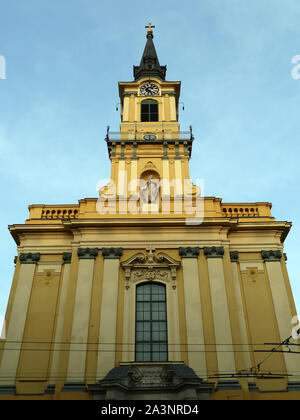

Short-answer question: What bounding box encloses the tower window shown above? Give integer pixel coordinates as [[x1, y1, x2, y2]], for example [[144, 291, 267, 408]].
[[135, 282, 168, 362], [141, 99, 158, 122]]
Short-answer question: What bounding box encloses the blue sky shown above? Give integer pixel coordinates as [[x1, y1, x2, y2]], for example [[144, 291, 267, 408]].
[[0, 0, 300, 329]]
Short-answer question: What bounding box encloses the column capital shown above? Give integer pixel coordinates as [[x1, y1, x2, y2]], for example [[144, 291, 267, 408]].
[[179, 247, 200, 258], [204, 246, 224, 259], [230, 251, 239, 262], [63, 252, 72, 264], [19, 252, 40, 264], [102, 247, 123, 259], [77, 248, 99, 260], [261, 250, 282, 262]]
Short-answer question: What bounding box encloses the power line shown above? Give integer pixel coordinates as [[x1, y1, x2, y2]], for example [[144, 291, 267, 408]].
[[2, 339, 298, 346]]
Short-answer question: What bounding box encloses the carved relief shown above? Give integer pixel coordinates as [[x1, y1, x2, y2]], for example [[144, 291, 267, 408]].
[[128, 366, 173, 388], [121, 248, 180, 290], [246, 267, 259, 283]]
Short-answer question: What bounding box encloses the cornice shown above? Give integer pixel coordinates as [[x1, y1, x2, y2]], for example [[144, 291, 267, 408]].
[[8, 218, 292, 247]]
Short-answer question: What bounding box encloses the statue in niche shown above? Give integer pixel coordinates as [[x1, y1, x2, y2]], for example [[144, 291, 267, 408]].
[[140, 175, 159, 204]]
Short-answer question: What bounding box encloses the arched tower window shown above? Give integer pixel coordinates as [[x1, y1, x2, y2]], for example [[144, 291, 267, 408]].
[[135, 282, 168, 362], [141, 99, 159, 122]]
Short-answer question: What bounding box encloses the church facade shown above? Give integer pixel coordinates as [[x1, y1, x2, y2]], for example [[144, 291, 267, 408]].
[[0, 25, 299, 400]]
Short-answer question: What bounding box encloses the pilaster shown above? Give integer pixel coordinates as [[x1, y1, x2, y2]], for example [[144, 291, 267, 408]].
[[179, 247, 207, 376], [0, 253, 39, 385], [263, 250, 299, 381], [49, 260, 71, 384], [66, 248, 98, 382], [204, 246, 236, 375], [96, 248, 123, 380]]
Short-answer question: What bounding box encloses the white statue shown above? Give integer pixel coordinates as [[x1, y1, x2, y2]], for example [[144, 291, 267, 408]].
[[140, 176, 159, 204]]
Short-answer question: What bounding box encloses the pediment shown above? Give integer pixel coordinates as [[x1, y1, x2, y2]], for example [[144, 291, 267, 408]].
[[121, 249, 180, 290], [121, 250, 180, 269]]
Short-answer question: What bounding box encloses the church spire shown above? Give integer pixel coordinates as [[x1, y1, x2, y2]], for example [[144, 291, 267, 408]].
[[133, 23, 167, 81]]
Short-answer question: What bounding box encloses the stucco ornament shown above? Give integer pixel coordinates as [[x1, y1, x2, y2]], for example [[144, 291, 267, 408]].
[[121, 248, 180, 290]]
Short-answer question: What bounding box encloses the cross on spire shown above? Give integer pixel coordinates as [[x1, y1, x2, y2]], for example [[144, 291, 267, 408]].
[[145, 23, 155, 33], [133, 23, 166, 81]]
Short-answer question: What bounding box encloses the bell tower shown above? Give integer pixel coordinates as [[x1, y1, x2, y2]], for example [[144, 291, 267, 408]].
[[104, 24, 195, 212]]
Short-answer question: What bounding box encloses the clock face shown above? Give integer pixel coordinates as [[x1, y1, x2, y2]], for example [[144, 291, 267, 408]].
[[140, 83, 159, 96]]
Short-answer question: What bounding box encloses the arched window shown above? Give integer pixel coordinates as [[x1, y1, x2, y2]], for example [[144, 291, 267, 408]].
[[141, 99, 159, 122], [135, 282, 168, 362]]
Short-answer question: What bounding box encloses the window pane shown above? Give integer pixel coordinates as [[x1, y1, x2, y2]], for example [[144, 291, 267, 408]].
[[152, 312, 158, 321], [159, 331, 167, 341], [150, 104, 157, 112], [159, 312, 166, 321], [152, 331, 159, 341], [141, 114, 149, 122], [136, 302, 144, 311], [150, 113, 158, 122], [159, 302, 166, 311], [136, 311, 144, 321], [136, 331, 144, 341], [141, 101, 158, 122], [152, 302, 158, 311]]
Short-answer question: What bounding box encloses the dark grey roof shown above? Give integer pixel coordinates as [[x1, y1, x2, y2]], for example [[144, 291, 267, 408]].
[[169, 364, 200, 380], [103, 366, 131, 381], [133, 31, 166, 81]]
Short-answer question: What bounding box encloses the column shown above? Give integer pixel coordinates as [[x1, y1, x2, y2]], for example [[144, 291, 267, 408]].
[[96, 248, 122, 380], [179, 247, 207, 376], [66, 248, 98, 383], [204, 246, 236, 374], [0, 253, 39, 387], [262, 250, 299, 381], [49, 253, 72, 384]]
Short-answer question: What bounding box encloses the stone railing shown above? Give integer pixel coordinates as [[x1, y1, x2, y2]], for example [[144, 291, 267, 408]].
[[41, 206, 79, 219], [221, 203, 272, 218], [28, 205, 80, 220]]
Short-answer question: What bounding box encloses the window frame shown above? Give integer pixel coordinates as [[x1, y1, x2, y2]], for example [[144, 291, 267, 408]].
[[135, 282, 168, 362], [140, 99, 159, 122]]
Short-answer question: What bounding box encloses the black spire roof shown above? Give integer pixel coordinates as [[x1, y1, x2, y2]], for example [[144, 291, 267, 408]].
[[133, 27, 166, 81]]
